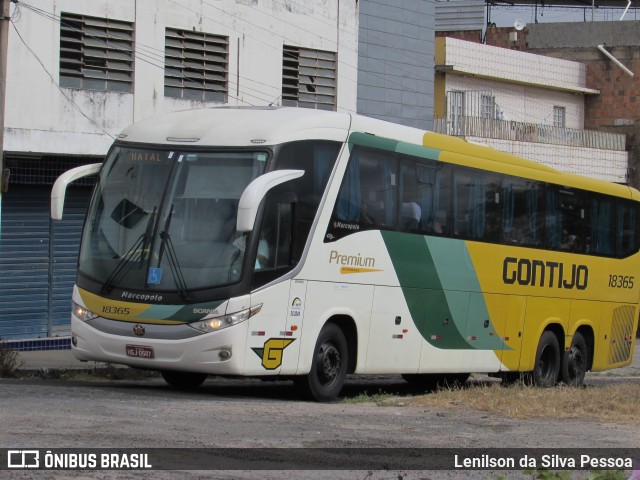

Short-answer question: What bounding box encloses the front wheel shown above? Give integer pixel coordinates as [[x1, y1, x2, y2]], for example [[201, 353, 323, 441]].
[[561, 332, 588, 387], [161, 370, 208, 389], [296, 323, 348, 402], [528, 330, 561, 388]]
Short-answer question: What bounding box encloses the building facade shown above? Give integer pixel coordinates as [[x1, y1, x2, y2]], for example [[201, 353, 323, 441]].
[[434, 37, 628, 183], [0, 0, 360, 342], [357, 0, 434, 130]]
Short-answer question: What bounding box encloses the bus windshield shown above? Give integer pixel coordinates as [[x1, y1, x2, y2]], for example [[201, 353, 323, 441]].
[[79, 146, 268, 295]]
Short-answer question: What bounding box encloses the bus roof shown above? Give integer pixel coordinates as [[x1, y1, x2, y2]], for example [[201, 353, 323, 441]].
[[117, 106, 636, 200], [118, 106, 352, 146]]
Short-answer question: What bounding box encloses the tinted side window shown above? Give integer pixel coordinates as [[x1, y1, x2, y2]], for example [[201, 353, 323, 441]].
[[588, 194, 615, 256], [399, 157, 451, 235], [546, 187, 585, 252], [501, 177, 544, 248], [273, 140, 340, 258], [453, 166, 500, 241], [617, 200, 640, 257], [330, 147, 397, 240]]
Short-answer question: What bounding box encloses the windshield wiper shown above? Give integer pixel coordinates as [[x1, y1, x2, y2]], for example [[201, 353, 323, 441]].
[[156, 204, 190, 300], [101, 207, 157, 295]]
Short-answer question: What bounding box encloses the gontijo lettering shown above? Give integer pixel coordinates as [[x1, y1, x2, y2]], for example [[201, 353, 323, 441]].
[[329, 250, 375, 267], [502, 257, 588, 290]]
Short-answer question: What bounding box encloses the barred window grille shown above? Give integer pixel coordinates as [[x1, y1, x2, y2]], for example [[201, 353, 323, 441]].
[[481, 95, 496, 119], [59, 12, 134, 93], [164, 28, 229, 102], [553, 106, 566, 128], [282, 45, 336, 110]]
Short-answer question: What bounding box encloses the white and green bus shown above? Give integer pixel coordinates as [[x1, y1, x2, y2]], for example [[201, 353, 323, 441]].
[[52, 107, 640, 401]]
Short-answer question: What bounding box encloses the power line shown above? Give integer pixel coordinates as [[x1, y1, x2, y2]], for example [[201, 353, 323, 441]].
[[18, 0, 431, 116], [10, 19, 117, 139], [17, 2, 277, 107]]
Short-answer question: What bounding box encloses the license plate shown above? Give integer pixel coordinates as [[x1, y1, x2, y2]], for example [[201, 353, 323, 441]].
[[125, 344, 154, 359]]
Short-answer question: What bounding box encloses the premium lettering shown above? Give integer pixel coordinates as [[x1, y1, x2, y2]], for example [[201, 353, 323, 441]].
[[329, 250, 375, 268], [502, 257, 588, 290]]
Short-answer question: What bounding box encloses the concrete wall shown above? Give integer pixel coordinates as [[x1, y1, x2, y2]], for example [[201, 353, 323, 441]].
[[443, 37, 594, 95], [467, 136, 629, 183], [527, 21, 640, 49], [357, 0, 434, 129], [527, 22, 640, 131], [4, 0, 359, 157]]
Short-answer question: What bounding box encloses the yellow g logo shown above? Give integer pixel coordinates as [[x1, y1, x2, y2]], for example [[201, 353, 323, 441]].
[[252, 338, 295, 370]]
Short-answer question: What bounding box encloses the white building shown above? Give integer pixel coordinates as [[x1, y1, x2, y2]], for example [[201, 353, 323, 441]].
[[0, 0, 359, 342], [434, 37, 628, 183], [4, 0, 358, 157]]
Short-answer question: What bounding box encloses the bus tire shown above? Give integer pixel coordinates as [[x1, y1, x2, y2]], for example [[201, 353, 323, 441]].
[[298, 323, 348, 402], [530, 331, 561, 388], [161, 370, 207, 389], [561, 332, 588, 387]]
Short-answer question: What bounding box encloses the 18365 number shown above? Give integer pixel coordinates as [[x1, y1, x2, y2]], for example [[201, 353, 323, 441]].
[[608, 275, 634, 289]]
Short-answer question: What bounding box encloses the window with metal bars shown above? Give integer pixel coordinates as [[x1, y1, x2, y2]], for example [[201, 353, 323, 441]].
[[164, 28, 229, 102], [480, 94, 496, 119], [553, 106, 566, 128], [282, 45, 336, 110], [59, 12, 134, 93]]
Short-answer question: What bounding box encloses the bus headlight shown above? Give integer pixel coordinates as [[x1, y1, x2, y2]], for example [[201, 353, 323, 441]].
[[189, 305, 262, 333], [72, 301, 99, 322]]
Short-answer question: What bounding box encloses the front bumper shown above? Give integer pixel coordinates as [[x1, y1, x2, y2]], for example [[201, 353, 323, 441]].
[[71, 316, 248, 375]]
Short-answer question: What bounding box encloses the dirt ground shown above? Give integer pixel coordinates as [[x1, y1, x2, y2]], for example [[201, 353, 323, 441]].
[[1, 369, 639, 480], [2, 340, 638, 480]]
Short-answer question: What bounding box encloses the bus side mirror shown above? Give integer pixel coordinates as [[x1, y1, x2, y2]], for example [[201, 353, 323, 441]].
[[237, 169, 304, 232], [51, 163, 102, 219]]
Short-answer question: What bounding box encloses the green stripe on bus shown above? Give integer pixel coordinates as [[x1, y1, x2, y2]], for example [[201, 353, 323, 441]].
[[382, 231, 506, 350], [381, 230, 469, 349], [426, 237, 506, 350], [348, 132, 442, 160], [348, 132, 399, 152]]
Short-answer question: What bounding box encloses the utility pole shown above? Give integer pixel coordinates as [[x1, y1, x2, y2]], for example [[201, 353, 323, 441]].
[[0, 0, 10, 237]]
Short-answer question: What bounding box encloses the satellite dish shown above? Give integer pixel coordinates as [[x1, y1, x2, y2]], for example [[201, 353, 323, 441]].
[[514, 19, 526, 31]]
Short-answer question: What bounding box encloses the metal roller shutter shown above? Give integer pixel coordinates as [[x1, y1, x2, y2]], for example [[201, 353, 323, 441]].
[[0, 185, 91, 340]]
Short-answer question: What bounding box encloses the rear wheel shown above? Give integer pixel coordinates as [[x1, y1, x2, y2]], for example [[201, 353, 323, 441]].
[[529, 331, 561, 387], [161, 370, 208, 389], [297, 323, 348, 402], [561, 332, 588, 387]]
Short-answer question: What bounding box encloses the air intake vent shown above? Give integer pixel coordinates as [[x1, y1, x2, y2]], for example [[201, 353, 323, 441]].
[[608, 305, 636, 365]]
